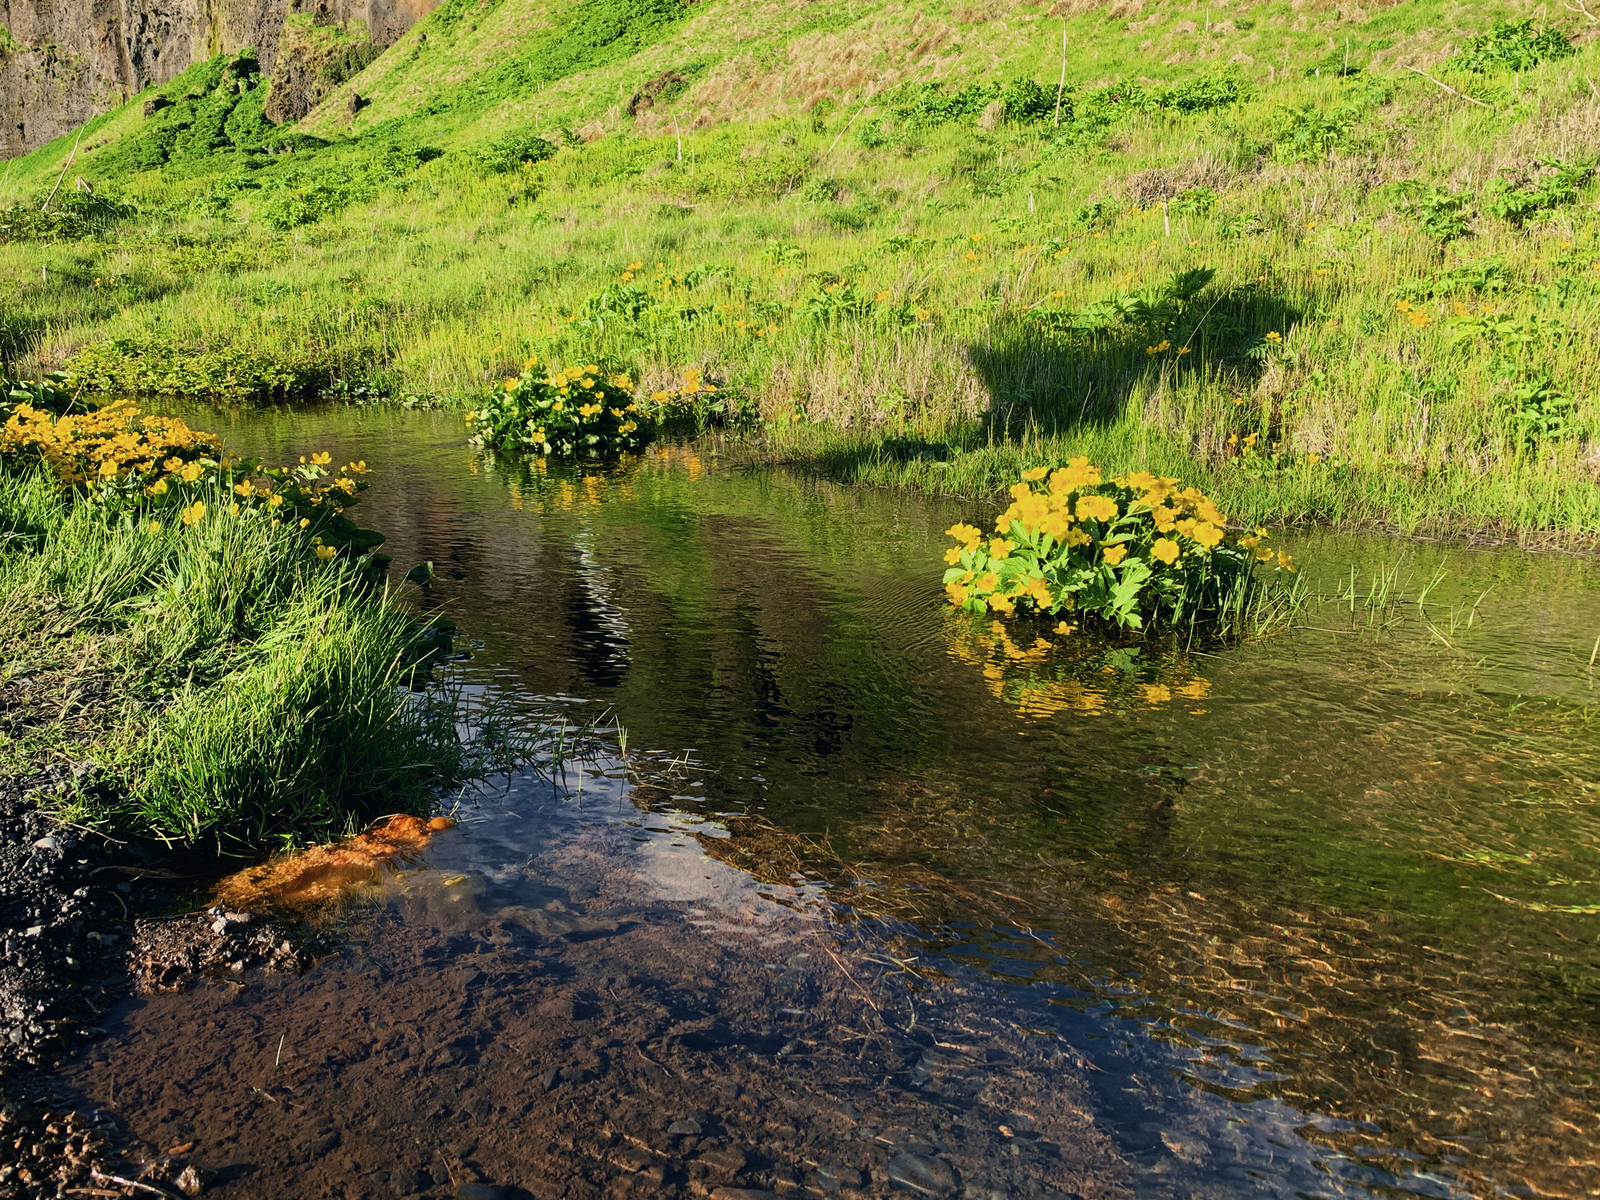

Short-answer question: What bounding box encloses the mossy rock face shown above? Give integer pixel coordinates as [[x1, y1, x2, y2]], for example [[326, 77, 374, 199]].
[[264, 12, 383, 125]]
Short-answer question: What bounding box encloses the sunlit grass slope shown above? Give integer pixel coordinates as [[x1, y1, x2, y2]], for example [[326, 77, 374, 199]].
[[1, 0, 1598, 539]]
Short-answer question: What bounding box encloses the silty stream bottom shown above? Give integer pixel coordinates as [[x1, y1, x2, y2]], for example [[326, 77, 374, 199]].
[[57, 758, 1418, 1200]]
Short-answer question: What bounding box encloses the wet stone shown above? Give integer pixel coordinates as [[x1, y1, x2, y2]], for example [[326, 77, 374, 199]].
[[816, 1164, 863, 1193], [697, 1146, 748, 1177], [668, 1118, 702, 1136], [887, 1151, 957, 1196]]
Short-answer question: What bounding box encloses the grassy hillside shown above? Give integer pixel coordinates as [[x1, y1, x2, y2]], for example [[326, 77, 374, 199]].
[[2, 0, 1598, 539]]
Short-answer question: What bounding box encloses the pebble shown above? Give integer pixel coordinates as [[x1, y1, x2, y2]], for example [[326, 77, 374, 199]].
[[697, 1146, 747, 1175], [886, 1151, 957, 1196], [816, 1163, 863, 1193], [668, 1118, 702, 1136], [32, 836, 60, 853]]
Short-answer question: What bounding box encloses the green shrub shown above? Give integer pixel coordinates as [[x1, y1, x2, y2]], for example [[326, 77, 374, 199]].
[[1484, 159, 1595, 227], [1168, 186, 1216, 217], [92, 52, 266, 175], [476, 130, 559, 172], [0, 193, 135, 243], [1498, 374, 1575, 447], [255, 142, 442, 228], [1272, 104, 1356, 163], [1155, 72, 1252, 113], [467, 359, 649, 456], [1395, 184, 1474, 244], [891, 81, 1003, 128], [1449, 20, 1575, 74], [65, 335, 328, 398], [1002, 79, 1056, 124]]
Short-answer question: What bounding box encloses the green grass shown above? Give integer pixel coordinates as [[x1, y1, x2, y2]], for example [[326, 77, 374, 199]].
[[1, 0, 1598, 540], [0, 468, 474, 849]]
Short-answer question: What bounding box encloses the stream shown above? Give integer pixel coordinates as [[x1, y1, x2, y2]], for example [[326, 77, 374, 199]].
[[57, 407, 1600, 1199]]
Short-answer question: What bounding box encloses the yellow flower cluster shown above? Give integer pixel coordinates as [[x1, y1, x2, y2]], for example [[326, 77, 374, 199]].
[[2, 399, 221, 487], [941, 456, 1293, 628], [650, 367, 712, 406], [1393, 300, 1431, 329]]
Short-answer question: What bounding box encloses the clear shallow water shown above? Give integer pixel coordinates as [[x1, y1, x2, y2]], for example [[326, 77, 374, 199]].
[[69, 407, 1600, 1197]]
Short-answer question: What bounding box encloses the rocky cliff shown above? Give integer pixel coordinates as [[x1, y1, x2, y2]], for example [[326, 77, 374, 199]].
[[0, 0, 433, 157]]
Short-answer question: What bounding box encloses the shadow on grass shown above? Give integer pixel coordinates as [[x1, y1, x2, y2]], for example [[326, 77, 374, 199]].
[[969, 282, 1306, 437]]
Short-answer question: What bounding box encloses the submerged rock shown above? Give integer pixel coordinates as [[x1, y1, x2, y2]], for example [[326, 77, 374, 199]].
[[887, 1150, 958, 1196]]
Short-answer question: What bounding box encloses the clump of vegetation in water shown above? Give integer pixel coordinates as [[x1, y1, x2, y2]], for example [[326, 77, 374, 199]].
[[467, 357, 646, 456], [942, 458, 1295, 631]]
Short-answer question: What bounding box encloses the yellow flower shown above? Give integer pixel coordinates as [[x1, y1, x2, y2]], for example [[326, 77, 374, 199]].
[[234, 480, 255, 496], [946, 582, 970, 606], [267, 493, 284, 507], [944, 547, 963, 565], [1049, 456, 1102, 496], [310, 452, 332, 466], [1101, 543, 1128, 566], [988, 537, 1014, 559], [315, 544, 337, 561], [1075, 495, 1119, 523], [299, 518, 311, 529], [1277, 551, 1296, 572], [180, 501, 206, 526], [1151, 537, 1179, 565], [179, 462, 204, 483], [162, 457, 184, 472], [946, 523, 983, 549], [229, 502, 240, 516], [1190, 522, 1224, 549], [146, 520, 161, 535], [1055, 622, 1076, 636], [987, 592, 1015, 615], [1021, 467, 1049, 482]]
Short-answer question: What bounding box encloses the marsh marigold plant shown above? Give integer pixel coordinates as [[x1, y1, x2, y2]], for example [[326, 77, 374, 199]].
[[467, 358, 647, 457], [942, 458, 1293, 630], [2, 392, 381, 557]]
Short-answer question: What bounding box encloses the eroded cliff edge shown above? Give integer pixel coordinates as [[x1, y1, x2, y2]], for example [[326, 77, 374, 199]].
[[0, 0, 434, 157]]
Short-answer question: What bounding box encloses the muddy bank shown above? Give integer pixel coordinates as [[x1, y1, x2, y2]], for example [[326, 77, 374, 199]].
[[0, 773, 321, 1198]]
